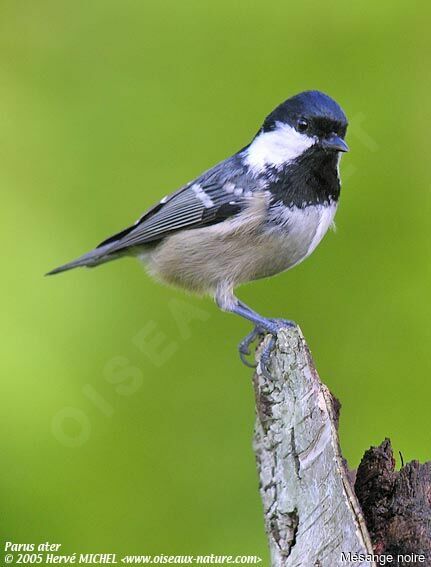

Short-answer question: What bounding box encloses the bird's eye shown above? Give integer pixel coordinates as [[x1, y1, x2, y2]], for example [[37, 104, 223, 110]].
[[297, 119, 309, 133]]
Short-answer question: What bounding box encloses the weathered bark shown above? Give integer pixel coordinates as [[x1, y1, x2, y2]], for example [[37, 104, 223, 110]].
[[355, 440, 431, 566], [253, 327, 375, 566], [252, 326, 431, 566]]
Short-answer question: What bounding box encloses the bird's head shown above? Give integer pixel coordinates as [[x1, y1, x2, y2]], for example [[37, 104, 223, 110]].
[[245, 91, 348, 173]]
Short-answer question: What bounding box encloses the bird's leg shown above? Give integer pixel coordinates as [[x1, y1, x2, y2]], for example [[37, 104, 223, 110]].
[[233, 300, 296, 337], [215, 288, 296, 371], [236, 300, 296, 334]]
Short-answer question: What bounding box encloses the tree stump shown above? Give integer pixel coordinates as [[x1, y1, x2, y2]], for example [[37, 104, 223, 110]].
[[252, 327, 430, 567]]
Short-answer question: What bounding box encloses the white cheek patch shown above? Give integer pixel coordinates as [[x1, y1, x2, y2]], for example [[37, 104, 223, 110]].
[[244, 122, 316, 175]]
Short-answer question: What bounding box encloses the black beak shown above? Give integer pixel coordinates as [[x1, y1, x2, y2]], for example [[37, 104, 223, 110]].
[[321, 133, 349, 153]]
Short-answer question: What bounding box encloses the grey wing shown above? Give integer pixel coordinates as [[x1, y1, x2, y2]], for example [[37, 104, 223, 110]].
[[99, 155, 257, 253], [46, 152, 263, 275]]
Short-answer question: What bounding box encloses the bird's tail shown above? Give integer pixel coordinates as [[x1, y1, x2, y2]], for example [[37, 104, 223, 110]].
[[46, 243, 120, 276]]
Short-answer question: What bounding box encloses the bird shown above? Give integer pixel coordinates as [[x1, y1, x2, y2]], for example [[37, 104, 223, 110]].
[[47, 90, 348, 367]]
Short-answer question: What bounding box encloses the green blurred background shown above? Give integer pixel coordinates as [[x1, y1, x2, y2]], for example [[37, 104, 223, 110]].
[[1, 0, 430, 561]]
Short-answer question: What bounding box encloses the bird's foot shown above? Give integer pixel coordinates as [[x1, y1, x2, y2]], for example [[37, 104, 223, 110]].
[[258, 319, 296, 377], [259, 335, 277, 377], [238, 318, 296, 371], [238, 326, 266, 367], [263, 318, 297, 334]]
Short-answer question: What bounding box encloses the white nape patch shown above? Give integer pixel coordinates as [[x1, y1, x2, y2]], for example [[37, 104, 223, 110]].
[[192, 183, 214, 208], [244, 121, 316, 175]]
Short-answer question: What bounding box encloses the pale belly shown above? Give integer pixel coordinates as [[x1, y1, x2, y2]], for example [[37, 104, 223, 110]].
[[144, 202, 338, 294]]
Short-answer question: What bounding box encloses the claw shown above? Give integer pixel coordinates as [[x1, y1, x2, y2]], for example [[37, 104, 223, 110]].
[[259, 335, 276, 378], [239, 352, 258, 368], [238, 326, 265, 367], [237, 318, 297, 372], [258, 319, 296, 376]]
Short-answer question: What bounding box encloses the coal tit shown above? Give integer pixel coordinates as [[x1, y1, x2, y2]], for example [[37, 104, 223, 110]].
[[48, 90, 348, 365]]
